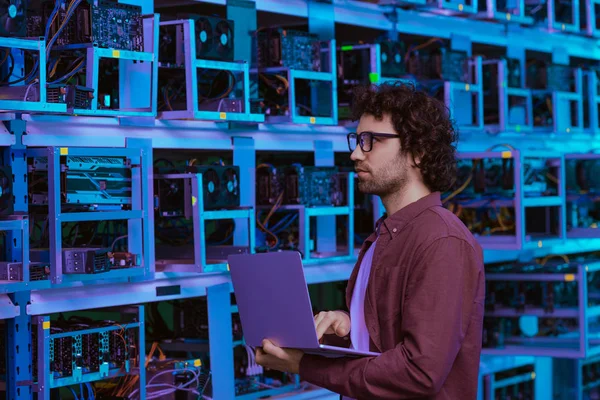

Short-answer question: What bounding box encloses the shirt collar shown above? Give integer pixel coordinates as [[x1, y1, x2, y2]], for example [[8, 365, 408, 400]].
[[374, 192, 442, 239]]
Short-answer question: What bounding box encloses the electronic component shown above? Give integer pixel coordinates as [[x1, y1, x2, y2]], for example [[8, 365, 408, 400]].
[[378, 39, 406, 77], [155, 165, 240, 214], [146, 358, 207, 400], [483, 258, 599, 358], [0, 0, 26, 37], [162, 14, 235, 62], [31, 248, 111, 274], [524, 0, 578, 32], [29, 156, 132, 208], [527, 61, 575, 92], [0, 262, 50, 282], [445, 151, 565, 249], [407, 47, 469, 83], [283, 166, 346, 206], [174, 297, 244, 341], [256, 165, 346, 207], [256, 164, 283, 206], [33, 306, 143, 392], [158, 18, 262, 123], [0, 83, 94, 110], [185, 14, 234, 61], [482, 57, 532, 133], [31, 0, 144, 51], [522, 156, 559, 197], [256, 28, 322, 71], [46, 84, 94, 110], [526, 59, 584, 132], [0, 261, 23, 281], [482, 361, 536, 400], [186, 165, 240, 209], [546, 64, 575, 92], [565, 154, 600, 238]]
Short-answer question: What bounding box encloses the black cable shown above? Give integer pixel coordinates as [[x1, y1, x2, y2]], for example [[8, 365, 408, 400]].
[[0, 52, 15, 83]]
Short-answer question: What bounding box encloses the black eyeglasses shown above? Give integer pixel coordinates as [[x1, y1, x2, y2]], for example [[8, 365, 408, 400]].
[[347, 131, 400, 153]]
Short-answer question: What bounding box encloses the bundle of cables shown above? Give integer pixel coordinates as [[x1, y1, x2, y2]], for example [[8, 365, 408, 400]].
[[65, 382, 96, 400], [243, 344, 263, 377]]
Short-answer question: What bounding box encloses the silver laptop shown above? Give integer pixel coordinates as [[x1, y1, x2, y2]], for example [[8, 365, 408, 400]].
[[228, 251, 380, 358]]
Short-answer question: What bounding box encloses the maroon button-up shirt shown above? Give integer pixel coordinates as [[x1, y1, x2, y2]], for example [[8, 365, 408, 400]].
[[299, 192, 485, 399]]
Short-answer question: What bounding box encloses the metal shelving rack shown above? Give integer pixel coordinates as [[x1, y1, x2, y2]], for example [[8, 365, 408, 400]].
[[33, 306, 146, 400], [7, 0, 600, 398], [476, 0, 534, 24], [158, 18, 265, 123], [0, 37, 67, 114], [483, 260, 600, 358], [68, 14, 160, 118], [25, 141, 154, 287], [154, 172, 256, 274], [252, 39, 338, 126]]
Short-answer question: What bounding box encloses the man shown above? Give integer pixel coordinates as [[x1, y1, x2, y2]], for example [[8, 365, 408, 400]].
[[255, 82, 485, 399]]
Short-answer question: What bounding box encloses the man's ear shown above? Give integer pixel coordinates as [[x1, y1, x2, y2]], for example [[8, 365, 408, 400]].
[[411, 152, 422, 168]]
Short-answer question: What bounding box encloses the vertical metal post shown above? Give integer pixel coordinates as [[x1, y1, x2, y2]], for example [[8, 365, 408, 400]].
[[314, 141, 336, 255], [6, 292, 30, 400], [86, 46, 99, 111], [558, 154, 567, 241], [579, 264, 589, 357], [515, 152, 525, 248], [137, 305, 146, 400], [450, 34, 472, 56], [5, 120, 28, 279], [126, 138, 155, 280], [48, 146, 62, 284], [195, 174, 207, 272], [190, 174, 203, 272], [228, 0, 258, 98], [506, 46, 526, 89], [36, 316, 51, 400], [308, 0, 335, 124], [308, 0, 335, 41], [5, 120, 31, 400], [232, 137, 255, 248], [534, 357, 552, 399], [207, 283, 234, 399], [186, 19, 200, 117]]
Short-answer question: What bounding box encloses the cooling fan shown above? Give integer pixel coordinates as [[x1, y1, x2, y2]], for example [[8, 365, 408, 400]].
[[202, 167, 221, 207], [158, 25, 177, 65], [155, 174, 187, 217], [378, 40, 406, 78], [0, 0, 26, 37], [214, 20, 233, 59], [191, 15, 235, 62], [222, 166, 239, 207], [195, 17, 213, 59]]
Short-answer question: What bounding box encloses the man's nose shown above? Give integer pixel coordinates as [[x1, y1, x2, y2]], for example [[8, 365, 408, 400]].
[[350, 146, 365, 161]]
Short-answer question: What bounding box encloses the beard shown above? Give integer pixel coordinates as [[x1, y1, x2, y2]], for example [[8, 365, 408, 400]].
[[356, 156, 408, 196]]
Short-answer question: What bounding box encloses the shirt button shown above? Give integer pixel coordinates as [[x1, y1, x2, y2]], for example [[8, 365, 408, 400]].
[[392, 228, 398, 233]]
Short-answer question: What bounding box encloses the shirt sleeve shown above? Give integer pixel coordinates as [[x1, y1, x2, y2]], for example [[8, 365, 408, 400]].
[[299, 236, 484, 399]]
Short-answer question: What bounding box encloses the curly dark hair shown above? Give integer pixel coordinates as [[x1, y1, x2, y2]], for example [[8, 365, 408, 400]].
[[351, 81, 459, 193]]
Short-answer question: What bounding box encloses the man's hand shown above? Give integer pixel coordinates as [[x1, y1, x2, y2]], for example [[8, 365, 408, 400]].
[[314, 310, 351, 340], [255, 339, 304, 374]]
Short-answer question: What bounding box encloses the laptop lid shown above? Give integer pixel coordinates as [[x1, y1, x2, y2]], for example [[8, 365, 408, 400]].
[[228, 251, 320, 349]]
